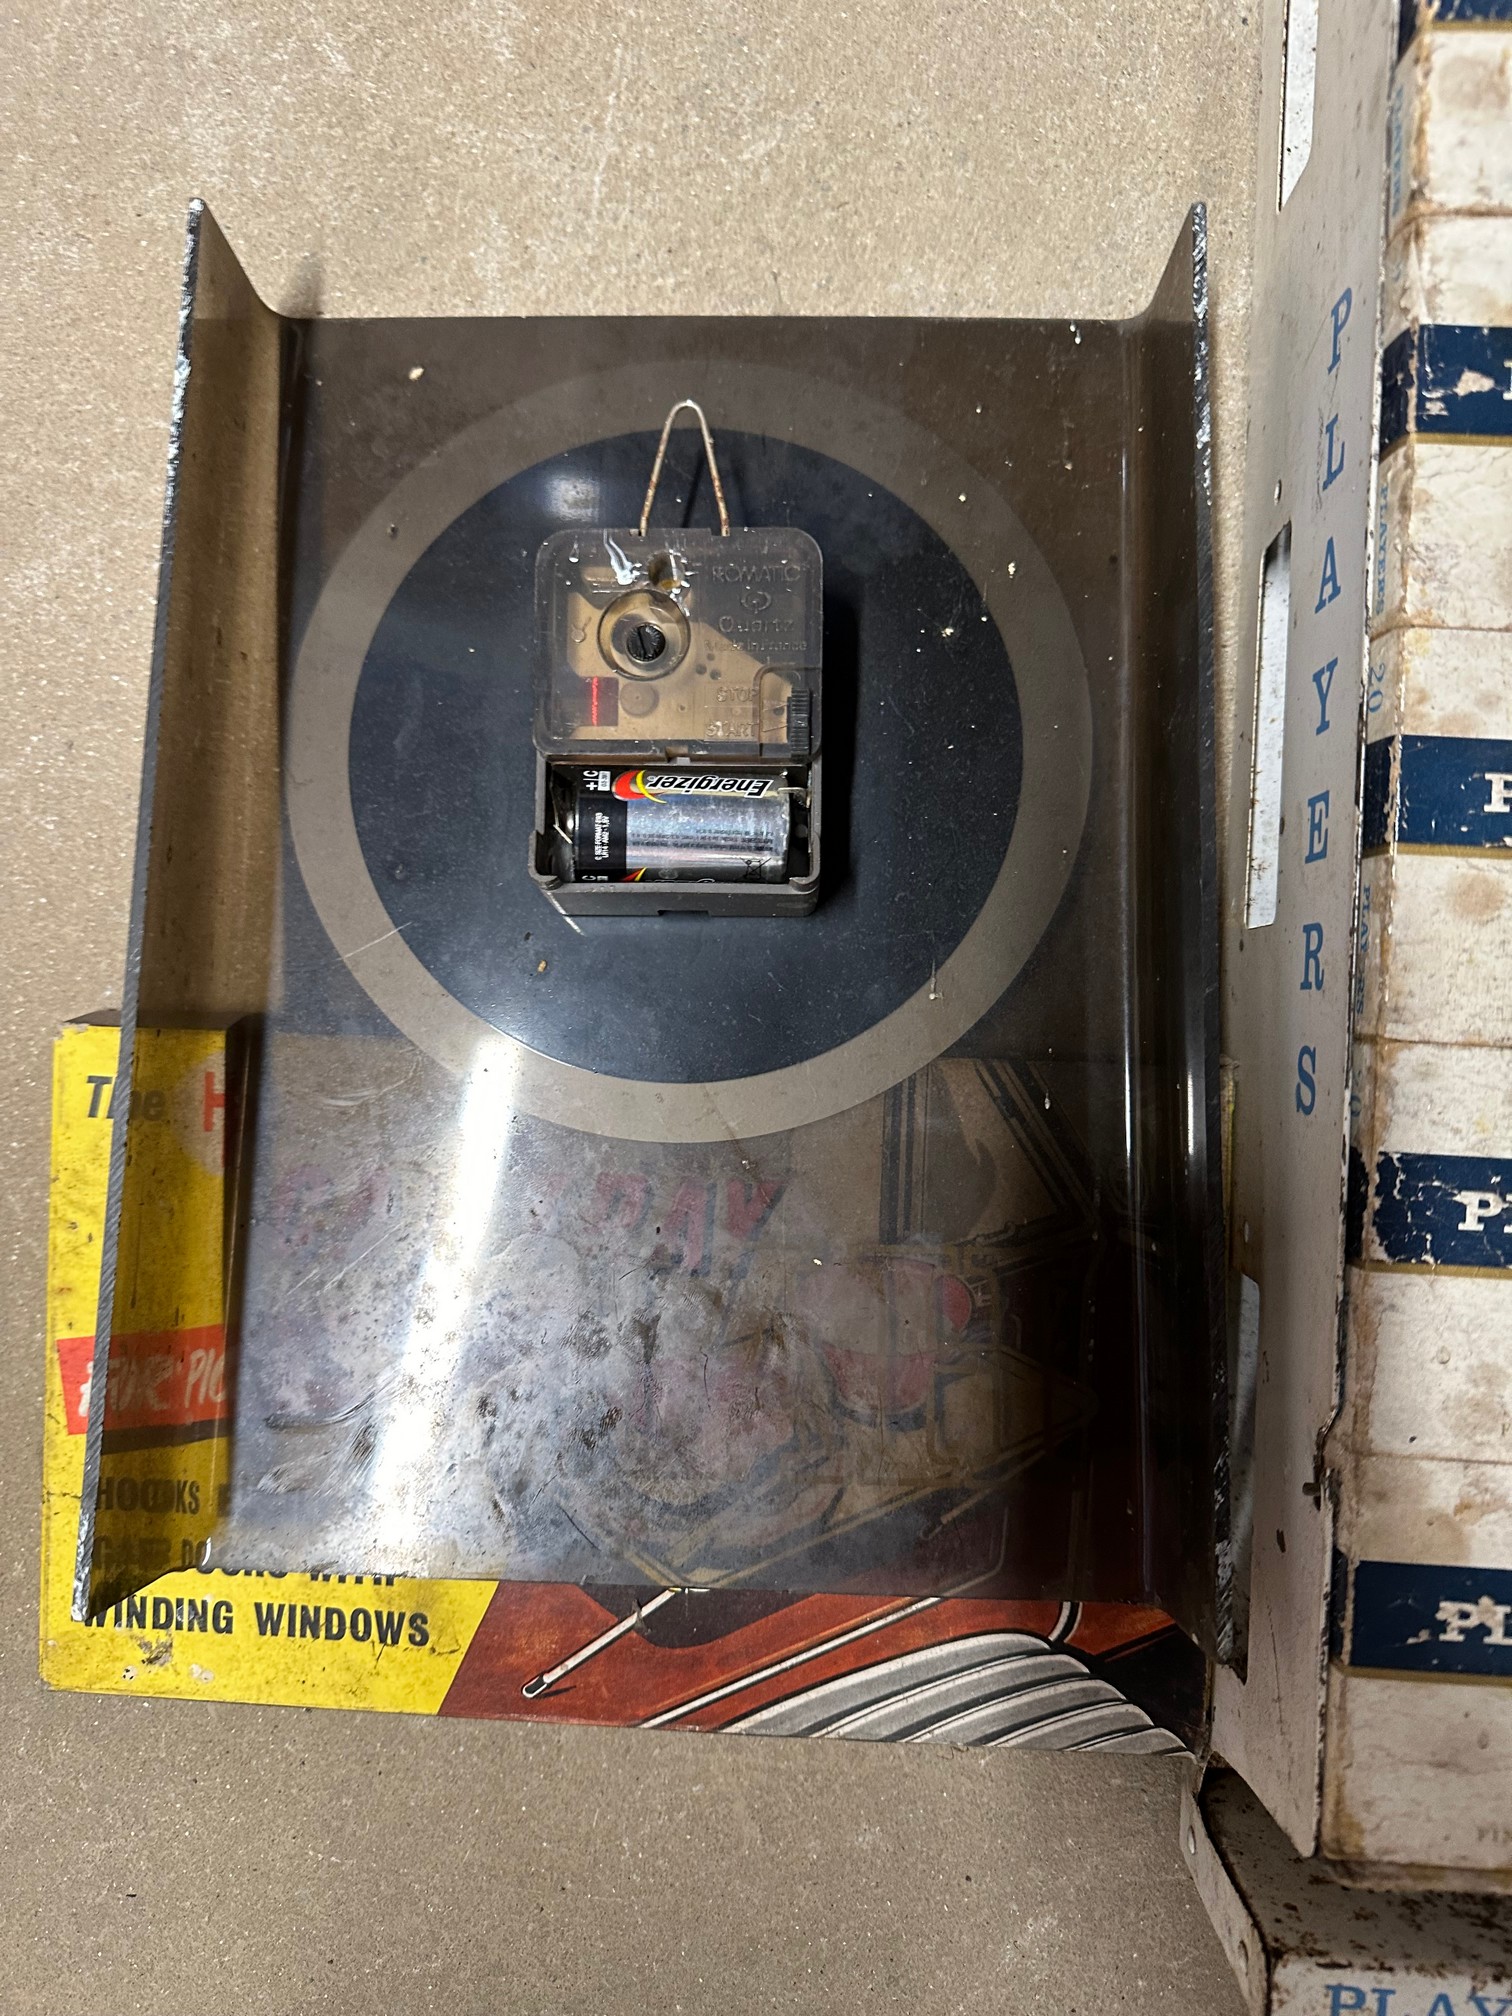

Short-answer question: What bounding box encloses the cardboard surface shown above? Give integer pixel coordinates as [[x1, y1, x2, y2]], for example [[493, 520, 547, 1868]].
[[1, 4, 1256, 2008]]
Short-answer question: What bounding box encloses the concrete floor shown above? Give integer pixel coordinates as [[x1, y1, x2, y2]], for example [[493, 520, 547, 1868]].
[[1, 4, 1257, 2008]]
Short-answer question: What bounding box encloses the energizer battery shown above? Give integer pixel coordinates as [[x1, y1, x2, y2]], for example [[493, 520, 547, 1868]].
[[558, 769, 792, 883]]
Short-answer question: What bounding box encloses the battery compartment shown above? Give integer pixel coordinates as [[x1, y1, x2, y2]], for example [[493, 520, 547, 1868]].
[[531, 756, 821, 917]]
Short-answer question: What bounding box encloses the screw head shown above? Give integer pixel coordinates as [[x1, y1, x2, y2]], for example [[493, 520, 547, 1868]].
[[600, 588, 689, 677], [626, 622, 667, 664]]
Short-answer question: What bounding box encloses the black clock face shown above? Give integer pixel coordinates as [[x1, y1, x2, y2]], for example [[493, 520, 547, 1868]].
[[348, 430, 1023, 1084]]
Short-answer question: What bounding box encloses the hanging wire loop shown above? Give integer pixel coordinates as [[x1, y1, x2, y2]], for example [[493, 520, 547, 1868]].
[[639, 398, 731, 539]]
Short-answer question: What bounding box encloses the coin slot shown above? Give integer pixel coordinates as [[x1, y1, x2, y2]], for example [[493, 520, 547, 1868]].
[[1277, 0, 1317, 207], [1245, 522, 1290, 929]]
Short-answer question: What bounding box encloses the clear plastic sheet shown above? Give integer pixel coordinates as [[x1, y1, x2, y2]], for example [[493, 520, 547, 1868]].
[[78, 204, 1228, 1653]]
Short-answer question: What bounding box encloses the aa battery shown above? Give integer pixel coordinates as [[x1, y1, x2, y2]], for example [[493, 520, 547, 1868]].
[[558, 769, 792, 883]]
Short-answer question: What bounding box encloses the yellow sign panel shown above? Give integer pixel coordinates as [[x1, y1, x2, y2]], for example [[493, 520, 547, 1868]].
[[41, 1024, 494, 1713]]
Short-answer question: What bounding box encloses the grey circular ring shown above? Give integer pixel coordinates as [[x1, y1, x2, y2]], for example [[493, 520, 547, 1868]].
[[286, 359, 1093, 1143]]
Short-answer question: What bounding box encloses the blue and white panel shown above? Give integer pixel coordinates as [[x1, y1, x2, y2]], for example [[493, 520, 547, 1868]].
[[1327, 0, 1512, 1876]]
